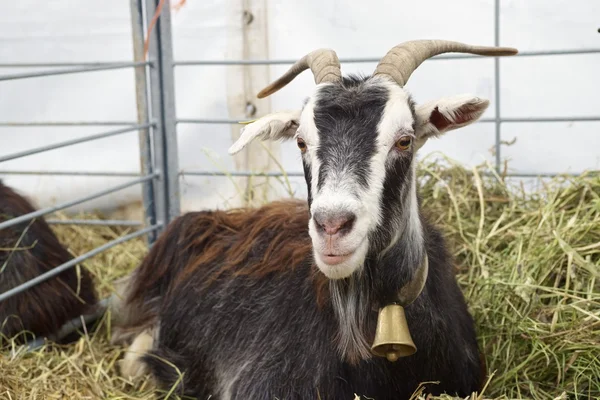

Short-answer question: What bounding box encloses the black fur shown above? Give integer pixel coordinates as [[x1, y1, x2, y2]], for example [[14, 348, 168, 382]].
[[143, 213, 481, 399], [314, 75, 387, 194]]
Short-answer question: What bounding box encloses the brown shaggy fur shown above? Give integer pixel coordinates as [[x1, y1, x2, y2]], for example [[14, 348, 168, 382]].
[[115, 199, 322, 340], [0, 180, 98, 343]]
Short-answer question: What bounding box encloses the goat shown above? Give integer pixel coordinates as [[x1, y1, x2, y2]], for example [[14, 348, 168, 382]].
[[113, 39, 517, 399], [0, 180, 98, 343]]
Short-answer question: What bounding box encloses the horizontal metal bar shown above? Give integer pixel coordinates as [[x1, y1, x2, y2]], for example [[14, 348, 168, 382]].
[[426, 170, 599, 178], [177, 118, 242, 124], [46, 219, 143, 227], [498, 116, 600, 123], [174, 55, 475, 66], [509, 48, 600, 58], [0, 174, 158, 231], [7, 168, 589, 180], [180, 170, 598, 179], [0, 123, 153, 163], [0, 224, 161, 303], [499, 171, 598, 178], [0, 170, 141, 177], [24, 297, 110, 352], [177, 116, 600, 125], [0, 61, 150, 82], [173, 48, 600, 67], [6, 168, 589, 182], [180, 170, 305, 177], [0, 61, 149, 68], [0, 121, 140, 127]]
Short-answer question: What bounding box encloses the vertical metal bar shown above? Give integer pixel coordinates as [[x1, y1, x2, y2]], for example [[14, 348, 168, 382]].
[[143, 0, 169, 233], [155, 2, 181, 220], [144, 0, 181, 223], [494, 0, 502, 172], [130, 0, 158, 243]]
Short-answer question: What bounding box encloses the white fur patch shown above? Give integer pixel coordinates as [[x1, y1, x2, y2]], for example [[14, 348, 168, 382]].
[[296, 87, 322, 148], [119, 327, 156, 380], [406, 160, 424, 245], [376, 79, 416, 149], [331, 277, 372, 363]]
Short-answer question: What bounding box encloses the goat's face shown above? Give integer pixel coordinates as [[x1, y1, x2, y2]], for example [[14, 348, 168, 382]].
[[229, 41, 516, 279], [299, 77, 419, 279], [230, 77, 489, 279]]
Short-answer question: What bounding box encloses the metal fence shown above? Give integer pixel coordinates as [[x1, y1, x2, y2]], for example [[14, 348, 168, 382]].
[[0, 0, 177, 349], [0, 0, 599, 349]]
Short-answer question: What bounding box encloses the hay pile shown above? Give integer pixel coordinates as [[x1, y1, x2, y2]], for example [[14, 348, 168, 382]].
[[1, 159, 598, 399]]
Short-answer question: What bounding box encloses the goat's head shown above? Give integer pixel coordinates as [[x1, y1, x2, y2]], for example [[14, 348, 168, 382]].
[[230, 40, 517, 280]]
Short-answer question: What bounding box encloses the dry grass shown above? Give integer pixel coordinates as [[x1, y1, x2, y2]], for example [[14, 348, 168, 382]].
[[1, 158, 598, 399]]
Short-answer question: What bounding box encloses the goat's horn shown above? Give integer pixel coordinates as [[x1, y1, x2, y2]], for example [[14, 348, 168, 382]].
[[257, 49, 342, 99], [397, 255, 429, 307], [373, 40, 518, 87]]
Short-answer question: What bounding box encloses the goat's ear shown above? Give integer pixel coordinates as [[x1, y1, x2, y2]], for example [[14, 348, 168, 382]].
[[228, 110, 302, 155], [413, 95, 489, 150]]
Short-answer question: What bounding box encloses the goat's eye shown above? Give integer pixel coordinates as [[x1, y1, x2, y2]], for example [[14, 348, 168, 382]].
[[395, 136, 412, 151], [297, 138, 307, 153]]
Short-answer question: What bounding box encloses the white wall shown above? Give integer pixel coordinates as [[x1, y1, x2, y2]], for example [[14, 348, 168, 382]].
[[1, 0, 598, 214]]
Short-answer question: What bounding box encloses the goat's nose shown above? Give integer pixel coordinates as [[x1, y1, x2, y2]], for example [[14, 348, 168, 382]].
[[314, 211, 356, 236]]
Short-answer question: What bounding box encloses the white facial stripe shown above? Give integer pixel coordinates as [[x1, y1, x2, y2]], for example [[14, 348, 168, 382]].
[[297, 85, 323, 144], [377, 81, 422, 252], [365, 80, 415, 232], [297, 87, 320, 186], [376, 79, 415, 147], [406, 160, 423, 244]]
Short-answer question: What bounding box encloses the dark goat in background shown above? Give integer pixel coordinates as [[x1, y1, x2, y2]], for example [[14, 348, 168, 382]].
[[113, 39, 517, 399], [0, 180, 97, 343]]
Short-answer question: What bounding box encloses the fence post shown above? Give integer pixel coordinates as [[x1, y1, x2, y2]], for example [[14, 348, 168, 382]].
[[143, 0, 181, 229], [130, 0, 158, 243], [226, 0, 281, 208]]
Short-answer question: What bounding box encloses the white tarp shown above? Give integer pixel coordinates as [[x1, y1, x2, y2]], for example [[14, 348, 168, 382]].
[[1, 0, 598, 214]]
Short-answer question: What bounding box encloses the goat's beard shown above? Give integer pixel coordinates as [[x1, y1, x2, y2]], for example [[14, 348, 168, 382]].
[[329, 267, 373, 364]]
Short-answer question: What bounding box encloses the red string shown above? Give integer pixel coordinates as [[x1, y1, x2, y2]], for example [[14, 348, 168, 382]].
[[143, 0, 188, 60], [143, 0, 166, 60], [172, 0, 187, 11]]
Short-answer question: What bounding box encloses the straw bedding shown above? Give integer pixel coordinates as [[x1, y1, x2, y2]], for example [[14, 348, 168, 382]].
[[1, 158, 598, 399]]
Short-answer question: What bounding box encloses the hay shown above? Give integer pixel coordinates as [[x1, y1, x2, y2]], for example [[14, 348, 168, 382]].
[[418, 156, 599, 400], [1, 158, 598, 399]]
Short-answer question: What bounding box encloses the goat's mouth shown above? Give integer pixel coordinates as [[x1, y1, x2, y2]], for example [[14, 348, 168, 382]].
[[320, 252, 353, 266], [312, 238, 369, 279]]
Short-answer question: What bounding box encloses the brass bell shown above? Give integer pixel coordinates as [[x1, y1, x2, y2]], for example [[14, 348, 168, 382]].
[[371, 304, 416, 362]]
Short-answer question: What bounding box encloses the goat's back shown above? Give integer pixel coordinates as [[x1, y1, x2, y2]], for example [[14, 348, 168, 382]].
[[114, 199, 315, 338]]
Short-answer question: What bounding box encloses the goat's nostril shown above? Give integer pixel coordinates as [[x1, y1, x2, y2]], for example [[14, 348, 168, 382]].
[[340, 214, 356, 232], [314, 212, 356, 236]]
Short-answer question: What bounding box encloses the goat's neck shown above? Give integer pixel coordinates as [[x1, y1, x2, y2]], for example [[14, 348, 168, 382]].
[[374, 161, 427, 303], [329, 169, 426, 364]]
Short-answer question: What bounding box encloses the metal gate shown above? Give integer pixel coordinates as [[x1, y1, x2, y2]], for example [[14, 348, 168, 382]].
[[0, 0, 180, 349]]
